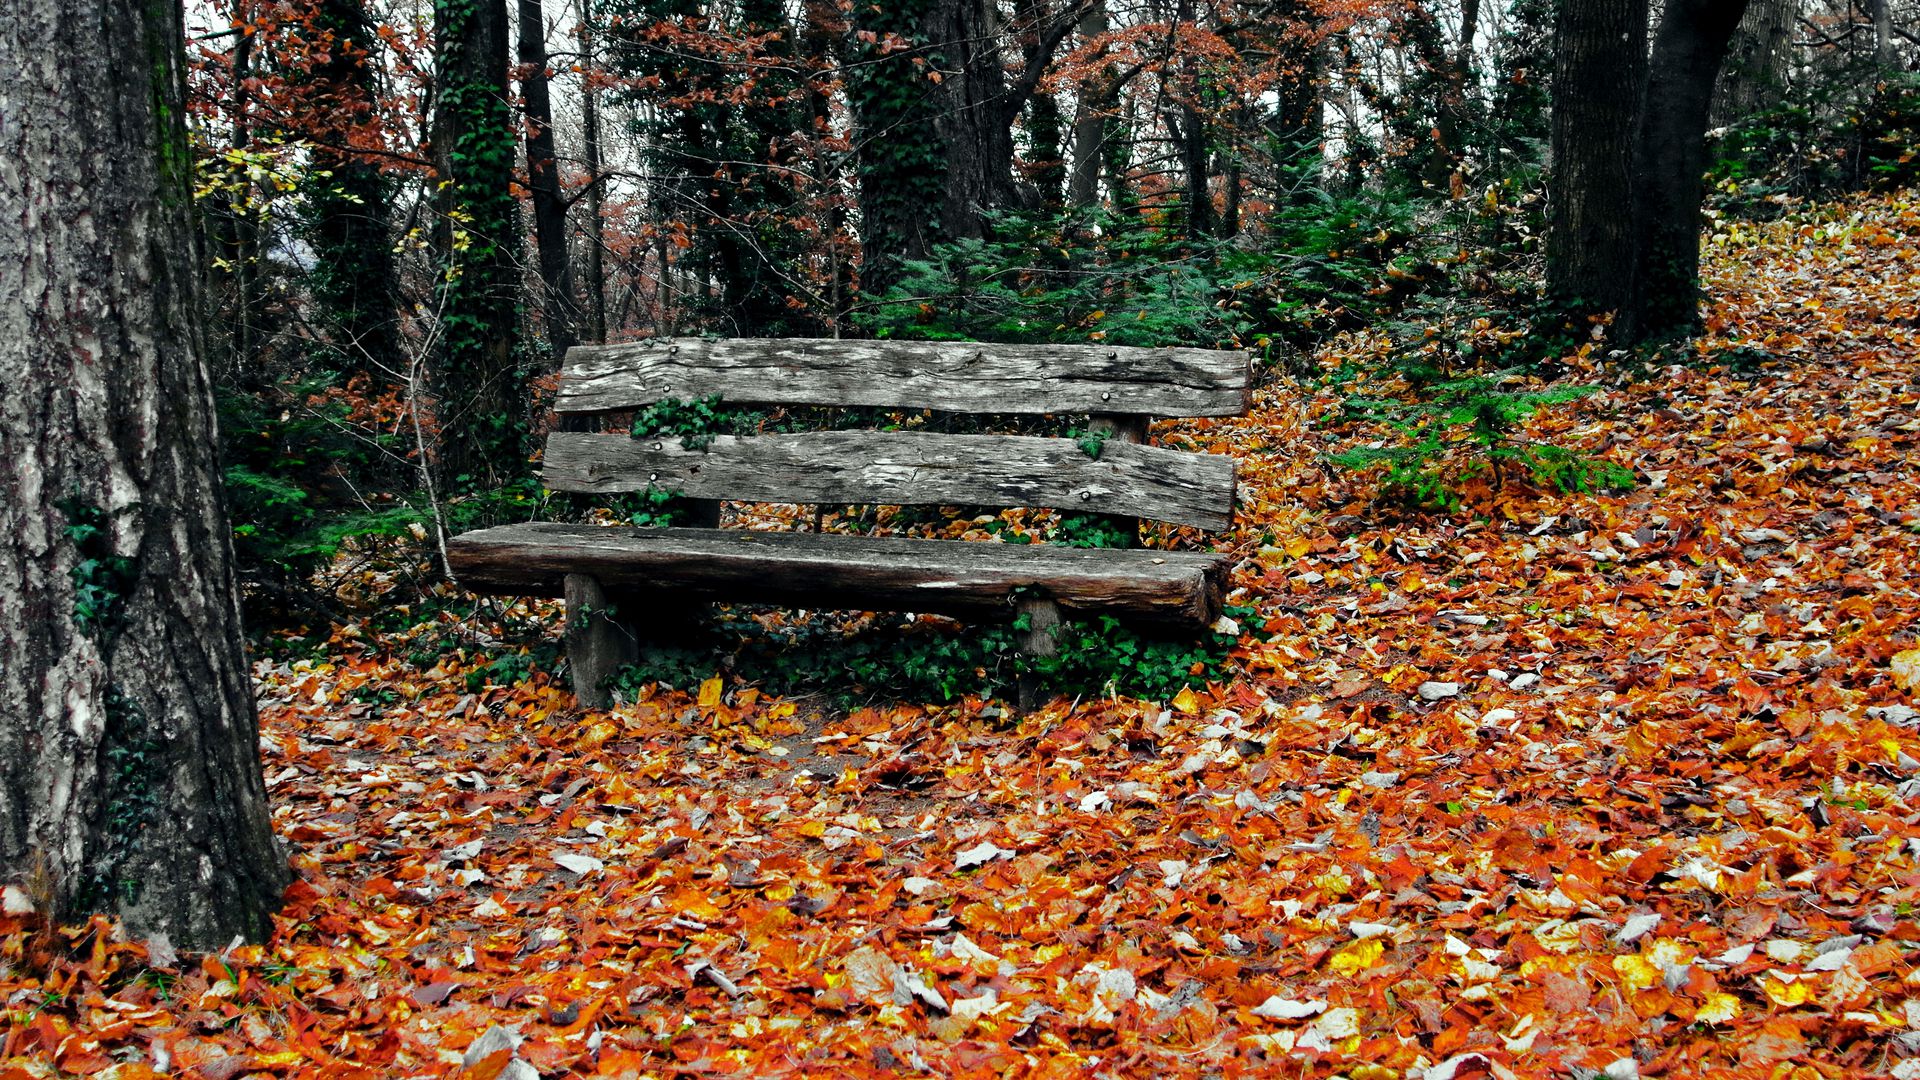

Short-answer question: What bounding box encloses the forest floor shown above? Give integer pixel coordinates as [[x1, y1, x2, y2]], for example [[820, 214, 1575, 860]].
[[7, 192, 1920, 1079]]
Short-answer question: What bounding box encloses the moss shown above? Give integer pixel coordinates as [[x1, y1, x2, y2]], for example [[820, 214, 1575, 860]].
[[76, 687, 164, 909], [147, 0, 193, 198]]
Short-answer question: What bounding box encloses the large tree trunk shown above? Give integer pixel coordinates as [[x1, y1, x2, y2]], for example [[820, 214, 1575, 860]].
[[1174, 103, 1214, 238], [1621, 0, 1753, 342], [1067, 0, 1111, 207], [519, 0, 577, 364], [847, 3, 943, 294], [1544, 0, 1647, 317], [1872, 0, 1894, 68], [1711, 0, 1796, 125], [579, 0, 608, 345], [303, 0, 402, 378], [924, 0, 1022, 239], [0, 0, 289, 949], [432, 0, 522, 488], [851, 0, 1079, 292]]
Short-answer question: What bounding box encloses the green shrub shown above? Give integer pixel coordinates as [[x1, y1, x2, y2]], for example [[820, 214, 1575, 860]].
[[1323, 302, 1634, 509], [218, 374, 430, 624], [857, 166, 1425, 356], [605, 602, 1251, 707]]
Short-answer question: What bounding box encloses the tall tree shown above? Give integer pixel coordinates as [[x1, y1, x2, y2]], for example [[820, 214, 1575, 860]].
[[1544, 0, 1647, 317], [301, 0, 403, 377], [579, 0, 609, 344], [1067, 0, 1113, 207], [0, 0, 289, 949], [1170, 0, 1214, 239], [604, 0, 817, 334], [1018, 0, 1070, 209], [519, 0, 578, 363], [1712, 0, 1797, 125], [1621, 0, 1754, 340], [210, 1, 266, 381], [432, 0, 522, 487], [849, 0, 1084, 293]]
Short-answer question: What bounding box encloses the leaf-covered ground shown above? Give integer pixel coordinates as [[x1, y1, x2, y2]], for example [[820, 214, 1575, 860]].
[[7, 193, 1920, 1079]]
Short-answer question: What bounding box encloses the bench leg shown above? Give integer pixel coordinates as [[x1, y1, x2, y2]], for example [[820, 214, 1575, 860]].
[[1016, 596, 1062, 712], [565, 573, 639, 709]]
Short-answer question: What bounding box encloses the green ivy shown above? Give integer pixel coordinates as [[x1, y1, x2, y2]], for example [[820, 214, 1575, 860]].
[[1047, 512, 1137, 550], [79, 687, 163, 907], [630, 395, 768, 452], [605, 602, 1252, 706], [841, 0, 947, 294], [433, 0, 526, 485], [57, 497, 137, 638]]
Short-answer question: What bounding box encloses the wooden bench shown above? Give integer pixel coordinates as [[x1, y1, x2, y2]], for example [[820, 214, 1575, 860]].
[[447, 338, 1250, 708]]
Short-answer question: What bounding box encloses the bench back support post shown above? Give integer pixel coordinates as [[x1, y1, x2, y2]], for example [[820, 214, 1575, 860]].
[[1088, 414, 1149, 547]]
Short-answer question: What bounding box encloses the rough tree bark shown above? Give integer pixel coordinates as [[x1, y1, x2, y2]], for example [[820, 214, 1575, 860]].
[[923, 0, 1022, 238], [1622, 0, 1754, 341], [1067, 0, 1112, 206], [1545, 0, 1647, 317], [0, 0, 289, 949], [432, 0, 522, 487], [1712, 0, 1797, 126], [519, 0, 578, 364], [304, 0, 402, 377], [579, 0, 608, 344]]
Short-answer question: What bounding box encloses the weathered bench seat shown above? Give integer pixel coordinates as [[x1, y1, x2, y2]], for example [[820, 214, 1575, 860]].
[[448, 523, 1229, 627], [447, 337, 1250, 707]]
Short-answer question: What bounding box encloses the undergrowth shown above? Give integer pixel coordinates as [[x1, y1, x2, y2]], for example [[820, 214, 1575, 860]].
[[604, 603, 1253, 707], [1319, 299, 1637, 509]]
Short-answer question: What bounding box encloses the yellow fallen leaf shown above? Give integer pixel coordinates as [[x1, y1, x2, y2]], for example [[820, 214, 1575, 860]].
[[1763, 974, 1813, 1007], [1172, 686, 1199, 714], [1646, 938, 1691, 969], [1695, 991, 1740, 1024], [698, 676, 724, 708], [1892, 648, 1920, 692], [1612, 953, 1659, 992], [1329, 938, 1384, 977], [577, 720, 619, 751]]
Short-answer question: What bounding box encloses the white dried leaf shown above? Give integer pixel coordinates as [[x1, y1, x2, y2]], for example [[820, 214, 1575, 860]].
[[1615, 913, 1661, 944], [954, 841, 1013, 870], [552, 852, 604, 876], [1251, 995, 1326, 1021]]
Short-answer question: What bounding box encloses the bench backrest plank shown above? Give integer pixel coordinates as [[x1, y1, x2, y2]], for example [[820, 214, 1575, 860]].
[[555, 338, 1251, 417], [544, 430, 1237, 531]]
